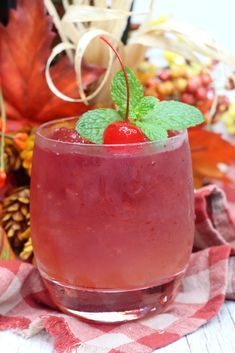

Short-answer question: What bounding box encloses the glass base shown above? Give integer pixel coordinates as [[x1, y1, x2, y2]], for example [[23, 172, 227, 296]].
[[41, 271, 184, 323]]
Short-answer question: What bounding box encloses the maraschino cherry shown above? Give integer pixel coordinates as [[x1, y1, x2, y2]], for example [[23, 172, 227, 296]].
[[104, 121, 146, 144], [100, 36, 148, 144]]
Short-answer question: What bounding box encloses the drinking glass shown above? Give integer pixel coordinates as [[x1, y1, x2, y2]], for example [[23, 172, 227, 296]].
[[30, 117, 194, 323]]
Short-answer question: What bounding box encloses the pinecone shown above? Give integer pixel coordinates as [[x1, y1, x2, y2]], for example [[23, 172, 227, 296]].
[[20, 131, 35, 176], [4, 137, 22, 173], [1, 186, 32, 260], [20, 236, 33, 261]]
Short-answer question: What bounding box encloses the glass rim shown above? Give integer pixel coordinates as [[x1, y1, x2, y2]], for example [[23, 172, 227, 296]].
[[36, 117, 187, 148]]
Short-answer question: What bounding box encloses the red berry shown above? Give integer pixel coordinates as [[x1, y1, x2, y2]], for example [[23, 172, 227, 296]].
[[159, 69, 171, 81], [180, 93, 196, 105], [0, 171, 7, 189], [156, 92, 165, 101], [146, 78, 158, 88], [195, 87, 207, 101], [103, 122, 147, 144], [200, 73, 212, 87], [51, 127, 91, 143], [186, 77, 200, 93]]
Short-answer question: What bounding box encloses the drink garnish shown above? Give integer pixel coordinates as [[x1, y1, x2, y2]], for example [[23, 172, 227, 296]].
[[76, 38, 204, 144], [103, 121, 147, 144]]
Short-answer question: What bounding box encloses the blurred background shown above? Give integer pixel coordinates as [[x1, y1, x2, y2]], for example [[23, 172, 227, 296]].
[[133, 0, 235, 55]]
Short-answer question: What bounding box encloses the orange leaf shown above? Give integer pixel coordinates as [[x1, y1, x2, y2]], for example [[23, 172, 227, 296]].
[[0, 0, 104, 128], [189, 129, 235, 187]]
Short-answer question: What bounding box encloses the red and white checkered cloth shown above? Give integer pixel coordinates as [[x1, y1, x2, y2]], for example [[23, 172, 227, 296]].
[[0, 185, 235, 353]]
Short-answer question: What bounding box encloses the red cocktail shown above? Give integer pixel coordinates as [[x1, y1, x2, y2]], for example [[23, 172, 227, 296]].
[[30, 117, 194, 322]]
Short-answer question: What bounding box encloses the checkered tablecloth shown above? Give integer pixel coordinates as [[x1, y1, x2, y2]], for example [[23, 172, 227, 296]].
[[0, 185, 234, 353]]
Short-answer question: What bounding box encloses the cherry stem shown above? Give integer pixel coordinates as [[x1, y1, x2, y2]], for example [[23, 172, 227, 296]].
[[100, 36, 130, 122]]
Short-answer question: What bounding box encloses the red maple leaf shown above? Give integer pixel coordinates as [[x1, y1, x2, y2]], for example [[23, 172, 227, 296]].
[[0, 0, 104, 129]]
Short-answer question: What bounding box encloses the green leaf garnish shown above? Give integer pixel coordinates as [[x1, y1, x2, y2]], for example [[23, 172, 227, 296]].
[[76, 109, 123, 144], [143, 101, 204, 130], [135, 120, 168, 140], [135, 96, 159, 118], [111, 67, 143, 118], [76, 65, 204, 143], [136, 100, 204, 141], [111, 68, 159, 120]]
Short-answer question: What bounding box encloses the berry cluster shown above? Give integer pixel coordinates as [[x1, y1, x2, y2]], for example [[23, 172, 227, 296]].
[[144, 63, 215, 114]]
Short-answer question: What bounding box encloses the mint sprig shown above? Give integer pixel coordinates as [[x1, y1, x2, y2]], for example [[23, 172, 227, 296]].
[[76, 67, 204, 143], [135, 100, 204, 140], [76, 109, 122, 144], [111, 68, 159, 119], [135, 96, 159, 117], [111, 67, 143, 118], [142, 101, 204, 130], [135, 120, 168, 140]]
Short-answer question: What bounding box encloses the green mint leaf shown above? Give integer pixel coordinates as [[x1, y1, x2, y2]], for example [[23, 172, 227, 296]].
[[111, 67, 143, 118], [143, 100, 204, 130], [76, 109, 122, 144], [135, 96, 159, 118], [135, 120, 168, 141]]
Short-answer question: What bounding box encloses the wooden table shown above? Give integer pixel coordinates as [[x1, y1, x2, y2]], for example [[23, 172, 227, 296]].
[[0, 301, 234, 353]]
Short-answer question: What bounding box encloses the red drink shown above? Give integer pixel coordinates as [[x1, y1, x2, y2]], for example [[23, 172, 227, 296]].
[[30, 118, 194, 322]]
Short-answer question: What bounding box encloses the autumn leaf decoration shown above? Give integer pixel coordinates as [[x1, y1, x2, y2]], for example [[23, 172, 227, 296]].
[[189, 129, 235, 188], [0, 0, 104, 130]]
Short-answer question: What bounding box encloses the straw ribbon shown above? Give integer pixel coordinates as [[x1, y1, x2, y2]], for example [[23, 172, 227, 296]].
[[45, 30, 122, 104]]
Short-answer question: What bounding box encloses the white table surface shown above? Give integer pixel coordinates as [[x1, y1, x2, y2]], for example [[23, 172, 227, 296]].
[[0, 301, 234, 353]]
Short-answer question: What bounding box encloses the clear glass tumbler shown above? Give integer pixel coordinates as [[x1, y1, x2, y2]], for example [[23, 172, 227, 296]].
[[30, 117, 194, 323]]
